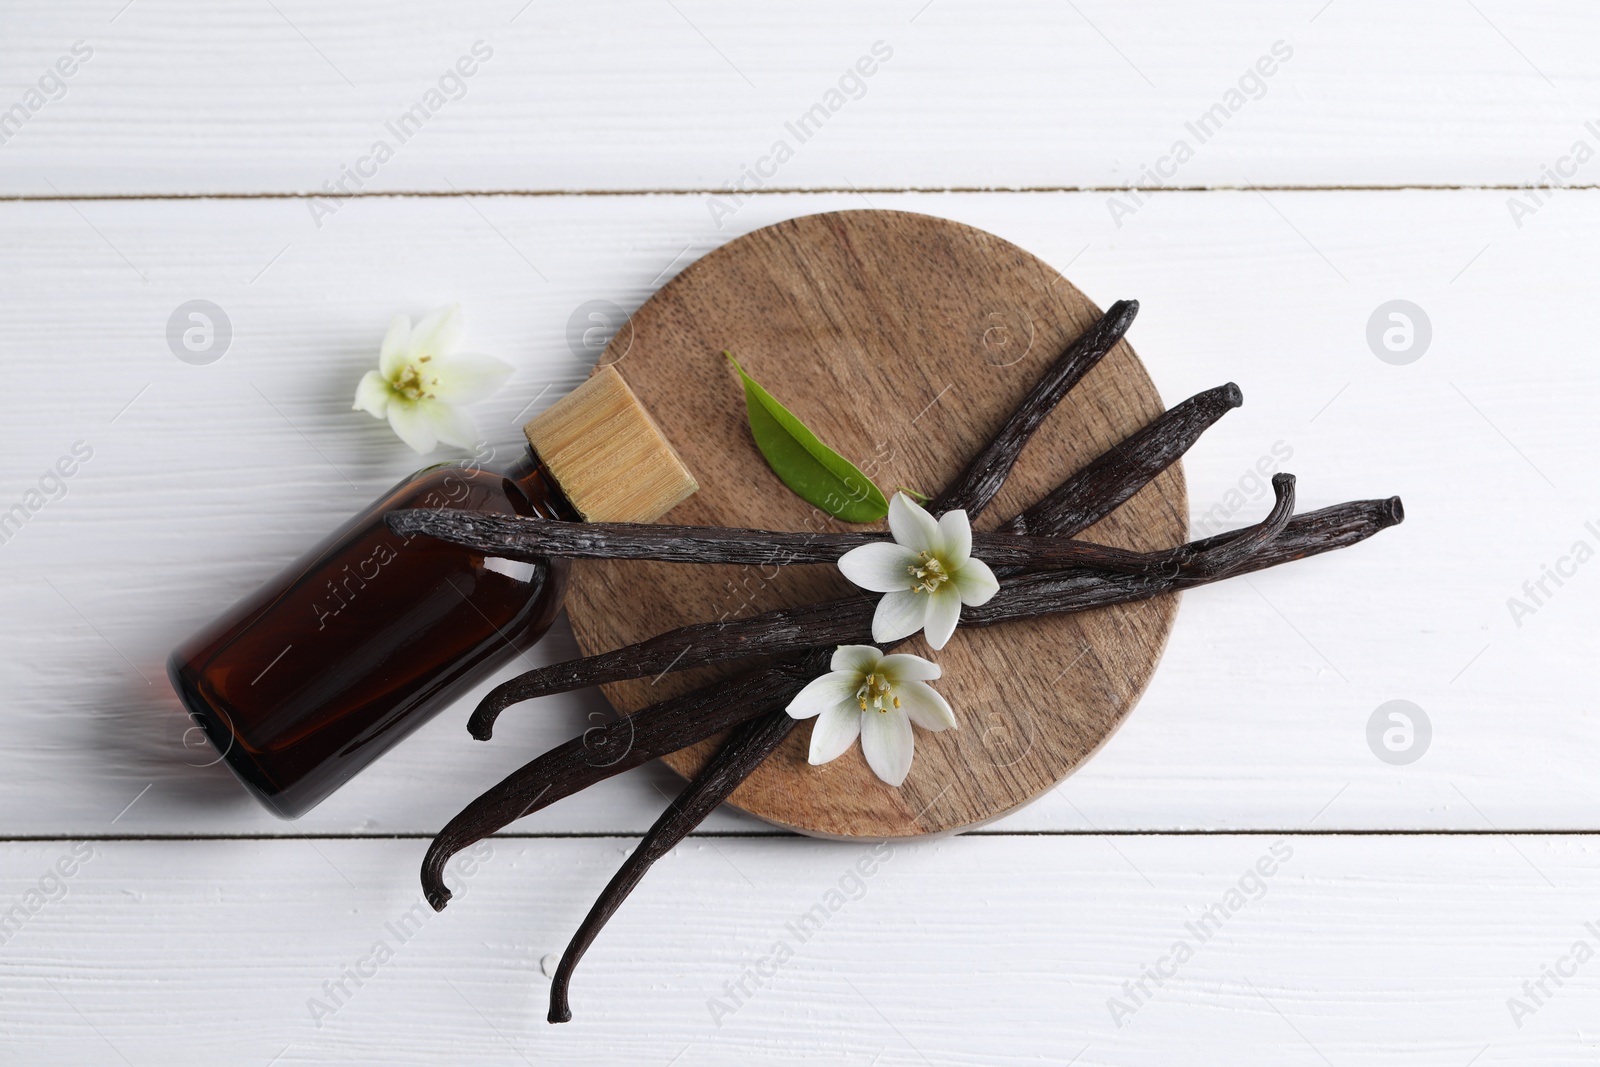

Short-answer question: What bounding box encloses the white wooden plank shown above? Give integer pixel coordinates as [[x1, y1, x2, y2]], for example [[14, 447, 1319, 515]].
[[0, 189, 1591, 835], [0, 0, 1595, 195], [3, 834, 1598, 1064]]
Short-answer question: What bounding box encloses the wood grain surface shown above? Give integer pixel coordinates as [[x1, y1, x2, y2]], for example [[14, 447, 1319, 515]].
[[564, 210, 1186, 837], [6, 834, 1596, 1065], [2, 0, 1588, 195]]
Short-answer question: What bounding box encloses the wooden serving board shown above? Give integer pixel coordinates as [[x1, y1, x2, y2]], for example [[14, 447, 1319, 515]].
[[564, 210, 1185, 838]]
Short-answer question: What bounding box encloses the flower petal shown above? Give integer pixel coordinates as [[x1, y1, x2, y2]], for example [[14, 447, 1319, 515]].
[[787, 669, 860, 719], [352, 370, 392, 418], [410, 304, 464, 359], [877, 653, 940, 682], [807, 701, 861, 765], [829, 644, 882, 675], [888, 492, 942, 554], [871, 589, 930, 644], [860, 706, 914, 787], [953, 557, 1001, 606], [427, 351, 514, 406], [837, 541, 918, 593], [386, 402, 438, 454], [379, 313, 412, 377], [417, 400, 480, 451], [898, 680, 958, 732], [937, 508, 973, 562], [923, 586, 963, 650]]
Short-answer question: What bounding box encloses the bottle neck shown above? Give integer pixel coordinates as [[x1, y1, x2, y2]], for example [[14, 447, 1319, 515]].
[[504, 445, 582, 523]]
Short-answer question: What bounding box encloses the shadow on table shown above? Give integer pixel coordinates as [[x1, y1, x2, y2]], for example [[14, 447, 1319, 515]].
[[89, 667, 260, 819]]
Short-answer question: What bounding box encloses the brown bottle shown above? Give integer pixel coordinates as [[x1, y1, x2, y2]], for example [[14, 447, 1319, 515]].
[[168, 367, 697, 819]]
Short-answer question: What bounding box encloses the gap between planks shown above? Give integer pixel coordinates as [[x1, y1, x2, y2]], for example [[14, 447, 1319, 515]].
[[8, 829, 1600, 843], [0, 183, 1577, 203]]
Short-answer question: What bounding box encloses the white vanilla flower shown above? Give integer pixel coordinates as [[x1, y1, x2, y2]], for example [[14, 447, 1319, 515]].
[[786, 645, 957, 787], [353, 305, 513, 454], [836, 492, 1000, 650]]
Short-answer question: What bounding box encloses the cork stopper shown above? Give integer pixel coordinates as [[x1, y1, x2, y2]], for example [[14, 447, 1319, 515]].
[[523, 365, 698, 522]]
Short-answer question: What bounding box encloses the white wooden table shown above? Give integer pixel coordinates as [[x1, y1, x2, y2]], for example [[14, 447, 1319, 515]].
[[3, 2, 1596, 1062]]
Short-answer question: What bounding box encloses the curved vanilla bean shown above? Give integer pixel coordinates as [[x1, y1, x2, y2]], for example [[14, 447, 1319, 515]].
[[546, 708, 796, 1023], [1190, 493, 1403, 562], [388, 509, 1209, 577], [932, 299, 1138, 516], [998, 381, 1242, 537], [1171, 472, 1294, 581], [421, 649, 828, 911], [466, 600, 871, 740], [966, 495, 1402, 625], [471, 384, 1242, 736]]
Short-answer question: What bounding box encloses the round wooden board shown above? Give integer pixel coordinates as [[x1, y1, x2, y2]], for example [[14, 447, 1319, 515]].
[[565, 210, 1185, 838]]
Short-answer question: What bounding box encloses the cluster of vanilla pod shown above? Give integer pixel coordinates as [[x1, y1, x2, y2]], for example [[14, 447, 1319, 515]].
[[386, 299, 1404, 1023]]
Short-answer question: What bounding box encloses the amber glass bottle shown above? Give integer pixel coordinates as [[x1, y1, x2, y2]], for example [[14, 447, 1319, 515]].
[[169, 367, 697, 819]]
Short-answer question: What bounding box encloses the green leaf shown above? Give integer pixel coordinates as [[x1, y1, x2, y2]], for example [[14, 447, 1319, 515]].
[[725, 352, 889, 523]]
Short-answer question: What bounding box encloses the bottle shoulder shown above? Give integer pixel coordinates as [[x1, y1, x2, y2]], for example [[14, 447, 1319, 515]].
[[382, 448, 575, 522]]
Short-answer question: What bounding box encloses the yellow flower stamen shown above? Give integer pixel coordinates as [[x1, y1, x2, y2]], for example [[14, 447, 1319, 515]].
[[392, 363, 436, 402], [855, 671, 895, 714], [907, 550, 949, 594]]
